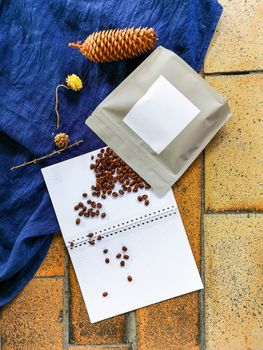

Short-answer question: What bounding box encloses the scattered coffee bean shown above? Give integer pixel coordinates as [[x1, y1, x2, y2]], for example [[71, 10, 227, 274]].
[[95, 209, 100, 216], [105, 258, 110, 264], [103, 249, 108, 254], [142, 194, 148, 200], [74, 205, 79, 210], [122, 246, 128, 252], [119, 189, 124, 195], [91, 155, 94, 160], [116, 253, 121, 259], [120, 261, 125, 267], [127, 275, 133, 282], [97, 235, 102, 240], [132, 187, 138, 193], [137, 196, 142, 202], [76, 218, 80, 225], [88, 240, 95, 245], [84, 212, 89, 217], [97, 203, 102, 208], [112, 192, 118, 197], [82, 193, 87, 198], [102, 291, 108, 297], [87, 232, 94, 238], [107, 190, 112, 195], [78, 210, 84, 216], [78, 202, 84, 208], [87, 199, 91, 204], [144, 199, 149, 206], [101, 212, 106, 218], [91, 202, 96, 208], [101, 194, 106, 199], [91, 212, 96, 217], [123, 254, 129, 260]]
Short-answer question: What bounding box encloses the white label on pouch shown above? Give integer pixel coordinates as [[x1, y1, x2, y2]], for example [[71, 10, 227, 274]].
[[123, 75, 200, 154]]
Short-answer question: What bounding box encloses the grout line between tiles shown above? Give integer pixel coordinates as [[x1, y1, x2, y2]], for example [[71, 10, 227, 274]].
[[33, 275, 65, 279], [204, 69, 263, 76], [199, 150, 206, 350], [124, 311, 137, 350], [68, 344, 130, 348], [63, 248, 70, 350], [204, 210, 263, 215]]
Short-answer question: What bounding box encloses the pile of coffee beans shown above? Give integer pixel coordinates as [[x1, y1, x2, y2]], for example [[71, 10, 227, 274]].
[[74, 195, 106, 225]]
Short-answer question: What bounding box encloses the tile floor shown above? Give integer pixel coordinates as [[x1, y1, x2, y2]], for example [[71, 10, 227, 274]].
[[1, 1, 263, 349]]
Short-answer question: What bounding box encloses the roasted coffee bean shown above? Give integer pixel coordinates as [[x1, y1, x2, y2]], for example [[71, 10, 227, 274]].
[[76, 218, 80, 225], [101, 148, 105, 153], [95, 210, 100, 216], [97, 235, 102, 240], [116, 253, 121, 259], [120, 261, 125, 267], [137, 196, 142, 202], [101, 212, 106, 218], [101, 194, 106, 199], [91, 202, 96, 208], [91, 212, 96, 217], [78, 210, 84, 216], [139, 183, 144, 188], [145, 199, 149, 206], [87, 232, 94, 238], [97, 203, 102, 208], [82, 193, 87, 198], [91, 155, 94, 160], [102, 291, 108, 297], [90, 164, 95, 169], [142, 194, 148, 200], [127, 275, 133, 282], [88, 240, 95, 245], [92, 191, 97, 197], [127, 187, 131, 192], [119, 189, 124, 195], [84, 212, 89, 217], [74, 205, 79, 210], [87, 199, 92, 204], [83, 206, 87, 212], [105, 258, 110, 264], [145, 184, 151, 189], [103, 249, 108, 254], [107, 190, 112, 195], [112, 192, 118, 197], [132, 187, 138, 193], [78, 202, 84, 208], [123, 254, 129, 260], [122, 246, 128, 252]]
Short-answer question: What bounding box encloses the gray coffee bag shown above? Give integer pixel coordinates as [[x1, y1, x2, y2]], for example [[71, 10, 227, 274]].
[[86, 46, 231, 194]]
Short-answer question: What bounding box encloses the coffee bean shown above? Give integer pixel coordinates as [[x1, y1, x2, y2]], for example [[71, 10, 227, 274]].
[[87, 232, 93, 238], [78, 210, 84, 216], [95, 209, 100, 216], [70, 242, 74, 247], [107, 190, 112, 195], [82, 193, 87, 198], [145, 199, 149, 206], [92, 191, 97, 197], [105, 258, 110, 264], [97, 203, 102, 208], [84, 212, 89, 217], [127, 187, 131, 192], [120, 261, 125, 267], [123, 254, 129, 260], [91, 202, 96, 208], [112, 192, 118, 197], [97, 235, 102, 240], [90, 164, 95, 169], [122, 246, 128, 252], [142, 194, 148, 200], [87, 199, 92, 204], [101, 194, 106, 199], [127, 275, 133, 282], [91, 212, 96, 217], [103, 249, 108, 254], [88, 240, 95, 245], [101, 212, 106, 218], [132, 187, 138, 193], [102, 291, 108, 297], [78, 202, 84, 208], [91, 155, 94, 160], [119, 189, 124, 195], [76, 218, 80, 224], [116, 253, 121, 259], [137, 196, 142, 202]]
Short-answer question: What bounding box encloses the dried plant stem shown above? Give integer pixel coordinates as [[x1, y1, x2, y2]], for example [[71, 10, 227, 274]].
[[55, 84, 69, 129], [10, 140, 83, 171]]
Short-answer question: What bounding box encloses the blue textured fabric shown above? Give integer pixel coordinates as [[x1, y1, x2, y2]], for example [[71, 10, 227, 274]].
[[0, 0, 222, 306]]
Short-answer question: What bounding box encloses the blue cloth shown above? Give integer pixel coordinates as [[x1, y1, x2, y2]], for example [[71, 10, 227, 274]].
[[0, 0, 222, 306]]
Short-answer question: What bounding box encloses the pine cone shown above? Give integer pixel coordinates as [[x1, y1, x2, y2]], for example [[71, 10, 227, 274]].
[[68, 27, 157, 63], [54, 133, 70, 149]]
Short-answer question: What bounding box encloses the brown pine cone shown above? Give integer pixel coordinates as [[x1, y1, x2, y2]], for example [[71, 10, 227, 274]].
[[68, 27, 157, 63], [54, 133, 70, 149]]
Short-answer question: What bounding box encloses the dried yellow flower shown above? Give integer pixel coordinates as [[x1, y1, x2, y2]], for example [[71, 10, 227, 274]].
[[54, 133, 70, 148], [65, 74, 83, 91]]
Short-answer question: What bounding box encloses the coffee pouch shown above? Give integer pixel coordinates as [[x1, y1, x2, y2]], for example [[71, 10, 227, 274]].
[[86, 46, 231, 194]]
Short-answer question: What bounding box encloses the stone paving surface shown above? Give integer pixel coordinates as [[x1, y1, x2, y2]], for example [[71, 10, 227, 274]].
[[1, 1, 263, 349]]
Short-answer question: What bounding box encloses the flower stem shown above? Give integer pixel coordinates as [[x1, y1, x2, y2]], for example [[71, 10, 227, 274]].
[[55, 84, 70, 129]]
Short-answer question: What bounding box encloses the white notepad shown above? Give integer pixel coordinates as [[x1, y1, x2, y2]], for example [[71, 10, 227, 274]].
[[42, 148, 203, 323]]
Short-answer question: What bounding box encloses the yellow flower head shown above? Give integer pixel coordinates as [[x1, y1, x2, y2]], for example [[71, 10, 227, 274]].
[[65, 74, 83, 91]]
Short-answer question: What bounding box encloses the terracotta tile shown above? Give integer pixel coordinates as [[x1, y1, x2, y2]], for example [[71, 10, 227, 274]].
[[204, 0, 263, 72], [0, 278, 64, 350], [136, 158, 201, 350], [205, 74, 263, 211], [35, 234, 65, 277], [204, 214, 263, 349], [69, 262, 125, 345], [68, 346, 129, 350]]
